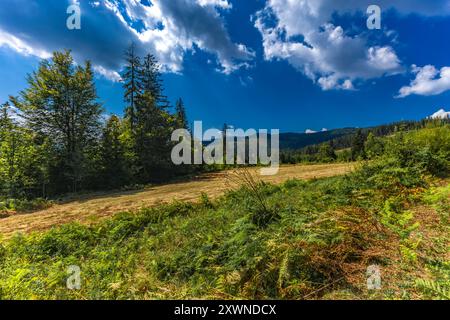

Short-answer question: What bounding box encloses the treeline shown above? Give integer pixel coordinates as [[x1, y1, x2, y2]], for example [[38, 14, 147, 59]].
[[0, 47, 193, 201], [281, 119, 450, 164]]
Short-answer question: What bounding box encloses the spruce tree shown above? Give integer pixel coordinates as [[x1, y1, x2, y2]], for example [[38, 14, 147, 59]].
[[141, 53, 168, 109], [122, 43, 142, 130], [134, 92, 172, 182], [175, 98, 189, 130], [100, 115, 129, 188], [351, 129, 367, 161]]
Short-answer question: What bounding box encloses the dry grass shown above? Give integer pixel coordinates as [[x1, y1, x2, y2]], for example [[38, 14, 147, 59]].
[[0, 163, 354, 239]]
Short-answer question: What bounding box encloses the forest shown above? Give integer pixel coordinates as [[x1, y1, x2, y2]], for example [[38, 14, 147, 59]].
[[0, 47, 193, 208]]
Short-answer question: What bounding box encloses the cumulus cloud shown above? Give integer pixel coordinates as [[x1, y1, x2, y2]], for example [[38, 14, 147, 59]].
[[253, 0, 450, 91], [138, 0, 254, 74], [397, 65, 450, 98], [0, 0, 253, 81], [429, 108, 450, 119], [318, 75, 355, 91], [305, 128, 328, 134], [0, 30, 51, 59], [197, 0, 232, 9]]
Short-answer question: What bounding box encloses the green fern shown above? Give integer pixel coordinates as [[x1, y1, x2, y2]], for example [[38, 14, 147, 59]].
[[415, 279, 450, 299]]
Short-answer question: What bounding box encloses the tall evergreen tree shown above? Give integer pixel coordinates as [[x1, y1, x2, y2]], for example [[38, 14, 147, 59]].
[[351, 129, 367, 161], [99, 115, 129, 188], [0, 102, 9, 138], [141, 53, 168, 109], [11, 50, 103, 193], [222, 123, 229, 163], [175, 98, 189, 130], [134, 92, 173, 182], [122, 43, 142, 130]]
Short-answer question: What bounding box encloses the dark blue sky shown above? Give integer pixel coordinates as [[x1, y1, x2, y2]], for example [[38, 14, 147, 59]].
[[1, 0, 450, 132]]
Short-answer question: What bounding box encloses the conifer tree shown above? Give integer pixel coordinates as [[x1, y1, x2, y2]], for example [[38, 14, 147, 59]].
[[175, 98, 189, 130], [141, 53, 168, 109], [122, 43, 142, 130], [100, 115, 129, 188], [134, 92, 173, 182], [351, 129, 367, 161]]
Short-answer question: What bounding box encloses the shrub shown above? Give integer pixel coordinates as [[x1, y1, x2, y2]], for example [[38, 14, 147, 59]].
[[0, 198, 53, 213], [200, 192, 215, 209]]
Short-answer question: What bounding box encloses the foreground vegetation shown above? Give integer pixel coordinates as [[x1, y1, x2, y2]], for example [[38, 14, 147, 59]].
[[0, 125, 449, 299]]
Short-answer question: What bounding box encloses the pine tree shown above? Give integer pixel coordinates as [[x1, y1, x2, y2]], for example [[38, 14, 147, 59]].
[[351, 129, 367, 161], [100, 115, 129, 189], [222, 123, 229, 163], [175, 98, 189, 130], [122, 43, 142, 130], [0, 102, 9, 140], [134, 92, 173, 182], [141, 53, 168, 109]]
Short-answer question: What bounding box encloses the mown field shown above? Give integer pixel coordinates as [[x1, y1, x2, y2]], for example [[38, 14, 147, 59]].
[[0, 126, 449, 300], [0, 163, 353, 239]]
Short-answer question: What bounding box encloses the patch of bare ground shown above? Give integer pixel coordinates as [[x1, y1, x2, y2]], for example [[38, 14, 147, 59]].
[[0, 163, 354, 239]]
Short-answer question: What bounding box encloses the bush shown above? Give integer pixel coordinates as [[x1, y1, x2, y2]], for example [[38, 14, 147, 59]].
[[0, 198, 53, 213]]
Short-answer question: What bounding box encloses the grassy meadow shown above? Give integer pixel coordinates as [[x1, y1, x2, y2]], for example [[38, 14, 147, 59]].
[[0, 125, 448, 300]]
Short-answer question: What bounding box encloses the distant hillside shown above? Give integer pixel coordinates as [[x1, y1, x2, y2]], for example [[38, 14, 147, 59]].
[[280, 118, 450, 150], [203, 119, 450, 152], [280, 128, 356, 150]]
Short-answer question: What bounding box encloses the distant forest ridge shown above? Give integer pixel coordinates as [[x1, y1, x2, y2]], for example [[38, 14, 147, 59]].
[[213, 118, 450, 151], [279, 118, 450, 151]]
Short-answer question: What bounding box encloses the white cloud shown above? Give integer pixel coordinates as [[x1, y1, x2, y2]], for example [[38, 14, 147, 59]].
[[318, 75, 355, 91], [253, 0, 450, 91], [0, 0, 253, 81], [397, 65, 450, 98], [429, 108, 450, 119], [0, 30, 51, 60], [305, 128, 328, 134], [101, 0, 254, 74], [197, 0, 232, 9], [93, 65, 122, 82]]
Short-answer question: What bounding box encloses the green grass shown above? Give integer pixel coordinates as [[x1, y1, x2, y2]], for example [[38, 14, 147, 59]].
[[0, 126, 449, 300], [0, 173, 446, 299]]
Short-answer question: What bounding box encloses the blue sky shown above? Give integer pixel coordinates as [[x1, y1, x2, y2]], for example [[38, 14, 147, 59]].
[[1, 0, 450, 132]]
